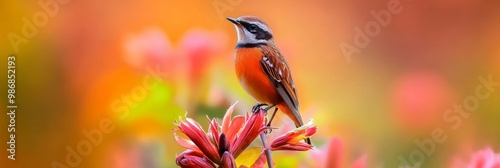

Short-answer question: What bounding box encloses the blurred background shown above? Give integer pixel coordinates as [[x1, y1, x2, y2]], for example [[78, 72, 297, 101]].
[[1, 0, 500, 167]]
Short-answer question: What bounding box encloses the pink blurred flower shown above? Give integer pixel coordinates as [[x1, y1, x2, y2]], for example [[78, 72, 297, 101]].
[[111, 142, 141, 168], [123, 27, 173, 69], [352, 154, 368, 168], [178, 29, 227, 84], [466, 148, 500, 168], [392, 71, 454, 130], [306, 137, 366, 168], [324, 138, 343, 168], [179, 29, 226, 73], [178, 29, 228, 108], [450, 147, 500, 168], [122, 28, 227, 77]]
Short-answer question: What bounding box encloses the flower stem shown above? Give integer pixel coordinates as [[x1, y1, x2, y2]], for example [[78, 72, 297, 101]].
[[259, 132, 273, 168]]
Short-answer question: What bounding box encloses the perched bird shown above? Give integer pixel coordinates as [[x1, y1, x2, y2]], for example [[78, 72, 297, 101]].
[[227, 16, 310, 144]]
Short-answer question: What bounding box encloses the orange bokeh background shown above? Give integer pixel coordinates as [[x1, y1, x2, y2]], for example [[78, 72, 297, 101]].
[[0, 0, 499, 167]]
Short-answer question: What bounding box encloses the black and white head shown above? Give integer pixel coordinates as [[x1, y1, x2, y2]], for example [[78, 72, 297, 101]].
[[227, 16, 274, 45]]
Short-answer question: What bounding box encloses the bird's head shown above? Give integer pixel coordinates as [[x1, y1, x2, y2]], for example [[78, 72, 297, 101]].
[[227, 16, 274, 45]]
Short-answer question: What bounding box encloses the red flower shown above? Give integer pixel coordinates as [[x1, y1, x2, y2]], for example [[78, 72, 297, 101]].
[[450, 147, 500, 168], [174, 102, 267, 167], [467, 148, 500, 168], [270, 120, 316, 151], [174, 102, 318, 167]]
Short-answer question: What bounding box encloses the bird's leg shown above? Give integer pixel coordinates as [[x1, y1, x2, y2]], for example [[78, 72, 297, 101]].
[[263, 104, 276, 111], [253, 103, 278, 134], [265, 107, 278, 134], [252, 103, 268, 113]]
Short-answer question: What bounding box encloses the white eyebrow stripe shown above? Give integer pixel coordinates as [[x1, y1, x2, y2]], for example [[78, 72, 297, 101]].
[[249, 21, 270, 33]]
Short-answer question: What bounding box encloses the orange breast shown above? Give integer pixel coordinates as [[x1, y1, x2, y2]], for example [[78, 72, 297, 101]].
[[235, 48, 281, 104]]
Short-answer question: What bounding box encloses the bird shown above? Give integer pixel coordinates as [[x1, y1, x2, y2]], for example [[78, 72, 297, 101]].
[[227, 16, 311, 144]]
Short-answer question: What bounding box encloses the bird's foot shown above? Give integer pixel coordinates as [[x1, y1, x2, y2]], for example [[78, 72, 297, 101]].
[[263, 105, 275, 111], [264, 107, 278, 134], [252, 103, 268, 113], [264, 123, 273, 134], [252, 103, 277, 114]]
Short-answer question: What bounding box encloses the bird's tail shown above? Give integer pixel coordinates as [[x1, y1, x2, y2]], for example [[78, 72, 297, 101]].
[[277, 103, 312, 145]]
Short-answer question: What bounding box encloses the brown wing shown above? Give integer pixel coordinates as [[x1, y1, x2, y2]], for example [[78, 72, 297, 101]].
[[259, 45, 303, 125]]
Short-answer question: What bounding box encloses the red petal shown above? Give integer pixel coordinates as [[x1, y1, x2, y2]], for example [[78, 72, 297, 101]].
[[231, 110, 266, 158], [325, 138, 343, 168], [209, 119, 220, 146], [176, 150, 216, 168], [220, 151, 237, 168], [226, 115, 245, 144], [222, 102, 238, 133], [178, 118, 220, 163], [174, 133, 201, 153], [271, 143, 313, 151], [269, 120, 317, 151], [270, 132, 296, 148], [305, 126, 317, 136]]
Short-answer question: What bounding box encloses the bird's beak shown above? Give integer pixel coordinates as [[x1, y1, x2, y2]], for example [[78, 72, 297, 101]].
[[226, 17, 239, 25]]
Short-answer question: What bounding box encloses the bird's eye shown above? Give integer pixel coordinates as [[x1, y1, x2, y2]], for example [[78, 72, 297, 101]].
[[249, 24, 258, 33]]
